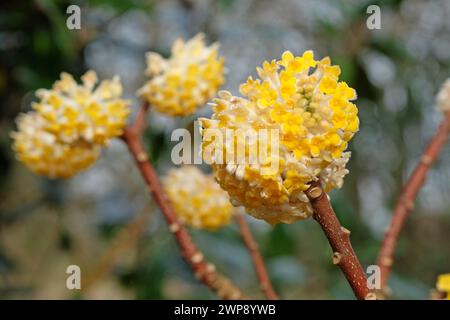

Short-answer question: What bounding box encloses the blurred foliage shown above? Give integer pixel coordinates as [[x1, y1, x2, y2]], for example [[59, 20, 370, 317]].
[[1, 0, 450, 300]]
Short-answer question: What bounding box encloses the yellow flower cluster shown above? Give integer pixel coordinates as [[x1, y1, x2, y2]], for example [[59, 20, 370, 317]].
[[163, 166, 233, 230], [33, 71, 130, 145], [11, 71, 130, 179], [200, 51, 359, 224], [437, 78, 450, 112], [437, 274, 450, 300], [11, 113, 101, 179], [138, 33, 225, 117]]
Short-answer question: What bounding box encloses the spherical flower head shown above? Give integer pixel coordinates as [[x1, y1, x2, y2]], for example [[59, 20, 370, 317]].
[[138, 33, 225, 117], [11, 112, 100, 179], [437, 274, 450, 300], [437, 79, 450, 112], [163, 166, 233, 230], [32, 71, 131, 146], [199, 51, 359, 225]]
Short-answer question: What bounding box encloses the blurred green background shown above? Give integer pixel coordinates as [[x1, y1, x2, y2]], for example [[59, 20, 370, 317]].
[[1, 0, 450, 299]]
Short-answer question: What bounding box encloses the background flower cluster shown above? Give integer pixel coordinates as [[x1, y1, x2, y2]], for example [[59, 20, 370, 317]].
[[0, 0, 449, 299]]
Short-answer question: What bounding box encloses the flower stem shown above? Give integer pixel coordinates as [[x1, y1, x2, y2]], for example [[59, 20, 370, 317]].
[[235, 212, 279, 300], [306, 180, 373, 300], [377, 111, 450, 290], [120, 103, 244, 299]]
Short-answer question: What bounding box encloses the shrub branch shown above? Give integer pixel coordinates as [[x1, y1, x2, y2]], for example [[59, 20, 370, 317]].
[[120, 103, 244, 299], [306, 180, 373, 300], [235, 212, 278, 300], [377, 111, 450, 289]]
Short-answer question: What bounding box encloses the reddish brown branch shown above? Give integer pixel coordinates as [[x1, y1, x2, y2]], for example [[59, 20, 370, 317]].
[[120, 104, 244, 300], [235, 213, 278, 300], [306, 180, 373, 300], [377, 111, 450, 289], [133, 102, 150, 136]]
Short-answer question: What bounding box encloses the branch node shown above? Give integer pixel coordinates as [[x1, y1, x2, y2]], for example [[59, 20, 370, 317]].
[[380, 257, 393, 267], [420, 154, 433, 165], [169, 223, 181, 233], [306, 181, 369, 299], [136, 152, 149, 162], [364, 292, 377, 300], [341, 226, 351, 235], [206, 263, 216, 273], [191, 252, 204, 264], [307, 187, 322, 199], [377, 112, 450, 289], [332, 252, 342, 265]]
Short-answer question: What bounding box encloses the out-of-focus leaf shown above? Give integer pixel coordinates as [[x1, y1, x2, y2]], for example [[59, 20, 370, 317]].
[[34, 0, 75, 58]]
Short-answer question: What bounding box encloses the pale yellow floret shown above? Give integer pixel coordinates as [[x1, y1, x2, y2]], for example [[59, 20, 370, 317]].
[[200, 51, 359, 224], [163, 166, 233, 230], [138, 33, 225, 117]]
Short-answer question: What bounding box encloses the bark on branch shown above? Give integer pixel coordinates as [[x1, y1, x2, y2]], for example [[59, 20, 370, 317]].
[[377, 111, 450, 289], [306, 180, 373, 300], [235, 212, 278, 300], [120, 103, 244, 299]]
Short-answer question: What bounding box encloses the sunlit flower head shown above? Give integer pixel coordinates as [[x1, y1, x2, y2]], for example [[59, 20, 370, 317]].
[[138, 33, 225, 117], [437, 79, 450, 112], [11, 71, 130, 179], [437, 274, 450, 300], [11, 112, 100, 179], [32, 71, 131, 146], [163, 166, 233, 230], [200, 51, 359, 224]]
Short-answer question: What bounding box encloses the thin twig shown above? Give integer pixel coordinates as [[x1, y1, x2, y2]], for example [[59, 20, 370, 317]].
[[377, 111, 450, 289], [82, 103, 153, 292], [235, 212, 278, 300], [133, 102, 150, 136], [120, 103, 244, 299], [82, 206, 154, 292], [306, 180, 373, 300]]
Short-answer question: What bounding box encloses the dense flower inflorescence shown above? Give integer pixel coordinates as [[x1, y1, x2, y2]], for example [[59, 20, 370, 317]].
[[138, 33, 225, 117], [437, 78, 450, 112], [11, 71, 130, 178], [200, 51, 359, 224], [163, 166, 233, 230], [33, 71, 130, 145], [11, 112, 101, 179], [437, 274, 450, 300]]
